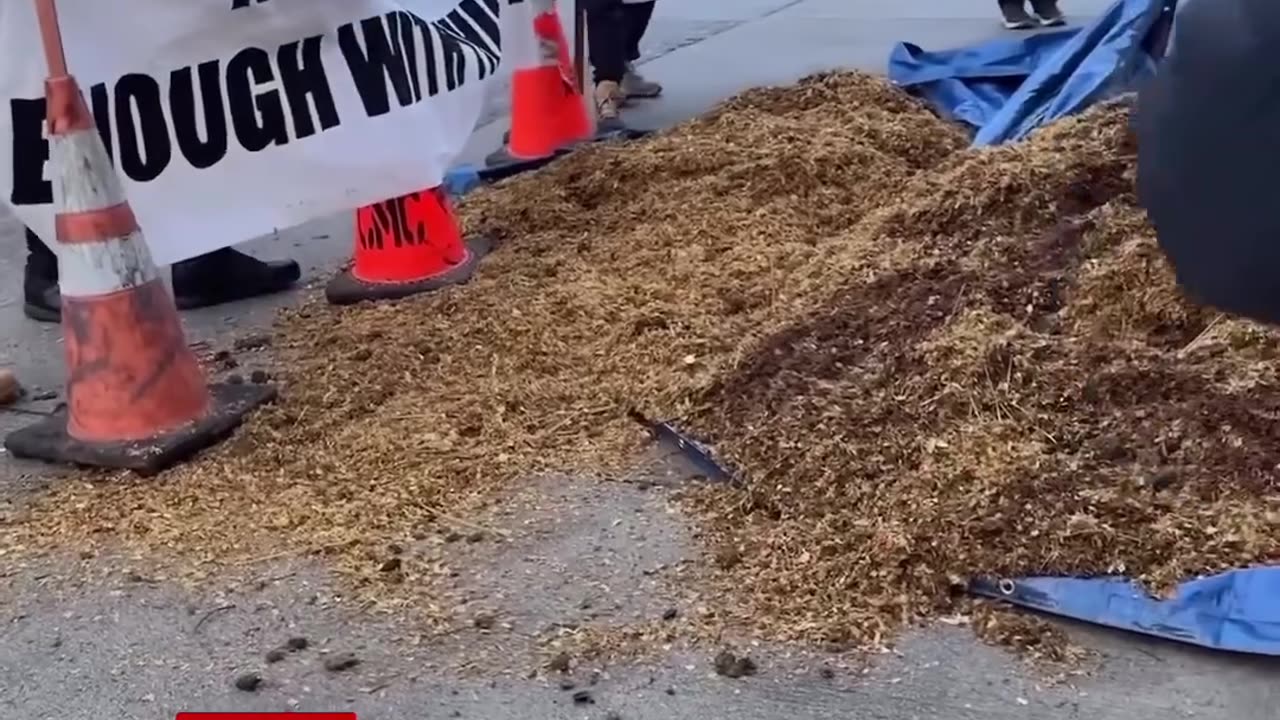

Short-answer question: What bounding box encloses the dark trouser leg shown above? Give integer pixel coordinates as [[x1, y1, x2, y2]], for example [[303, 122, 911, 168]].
[[23, 228, 60, 323], [25, 227, 55, 273], [623, 1, 656, 62], [584, 0, 627, 128], [585, 0, 628, 84]]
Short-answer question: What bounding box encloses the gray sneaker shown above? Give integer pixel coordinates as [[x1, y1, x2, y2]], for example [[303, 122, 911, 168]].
[[621, 63, 662, 100]]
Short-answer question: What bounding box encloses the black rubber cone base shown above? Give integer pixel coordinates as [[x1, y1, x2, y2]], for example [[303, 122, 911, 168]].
[[484, 128, 654, 173], [3, 382, 278, 476], [325, 235, 493, 306], [483, 146, 573, 178]]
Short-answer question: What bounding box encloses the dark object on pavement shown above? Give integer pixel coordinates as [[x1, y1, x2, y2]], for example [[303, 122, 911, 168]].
[[548, 651, 572, 673], [286, 637, 309, 651], [265, 648, 288, 663], [324, 652, 360, 672], [1137, 0, 1280, 325], [234, 672, 263, 691], [572, 690, 594, 705], [713, 650, 758, 679]]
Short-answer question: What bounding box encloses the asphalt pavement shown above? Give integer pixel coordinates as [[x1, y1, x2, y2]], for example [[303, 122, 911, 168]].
[[4, 1, 1277, 718]]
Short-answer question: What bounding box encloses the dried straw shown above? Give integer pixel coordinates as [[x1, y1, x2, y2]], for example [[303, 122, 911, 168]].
[[3, 72, 1276, 653], [679, 96, 1280, 647]]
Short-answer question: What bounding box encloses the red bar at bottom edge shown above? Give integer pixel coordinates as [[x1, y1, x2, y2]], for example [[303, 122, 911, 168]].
[[176, 714, 357, 720]]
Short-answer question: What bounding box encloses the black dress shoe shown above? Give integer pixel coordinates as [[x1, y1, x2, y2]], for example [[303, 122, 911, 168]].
[[23, 228, 61, 324], [172, 248, 302, 310], [22, 270, 61, 323], [22, 246, 302, 322]]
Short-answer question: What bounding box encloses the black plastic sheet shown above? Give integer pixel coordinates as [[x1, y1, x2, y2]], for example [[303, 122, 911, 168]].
[[1137, 0, 1280, 325]]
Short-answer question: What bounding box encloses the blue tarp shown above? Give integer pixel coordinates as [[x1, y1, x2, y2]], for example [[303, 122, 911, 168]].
[[969, 571, 1280, 655], [887, 0, 1169, 145]]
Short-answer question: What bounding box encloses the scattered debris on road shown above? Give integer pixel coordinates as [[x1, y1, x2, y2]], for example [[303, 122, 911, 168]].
[[324, 652, 360, 672], [234, 333, 273, 352], [548, 651, 572, 673], [233, 672, 263, 692], [713, 650, 758, 679]]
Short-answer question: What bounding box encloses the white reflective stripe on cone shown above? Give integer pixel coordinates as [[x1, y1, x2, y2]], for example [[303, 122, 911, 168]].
[[48, 129, 162, 297], [50, 130, 128, 214], [58, 230, 161, 297]]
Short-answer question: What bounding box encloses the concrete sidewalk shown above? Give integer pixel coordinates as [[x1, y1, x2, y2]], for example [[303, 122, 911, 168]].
[[5, 2, 1275, 719]]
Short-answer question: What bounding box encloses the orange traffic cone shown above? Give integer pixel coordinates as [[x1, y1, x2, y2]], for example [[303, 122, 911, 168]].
[[507, 0, 592, 160], [3, 21, 275, 474], [325, 187, 492, 305]]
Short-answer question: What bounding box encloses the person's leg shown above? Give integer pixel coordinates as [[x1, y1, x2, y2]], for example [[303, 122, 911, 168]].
[[585, 0, 628, 128], [998, 0, 1037, 29], [21, 224, 301, 322], [23, 227, 60, 323], [623, 1, 655, 62], [620, 1, 662, 100], [171, 249, 301, 310], [1030, 0, 1065, 25]]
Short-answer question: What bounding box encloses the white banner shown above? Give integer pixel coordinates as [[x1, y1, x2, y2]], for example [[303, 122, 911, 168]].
[[0, 0, 515, 265]]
